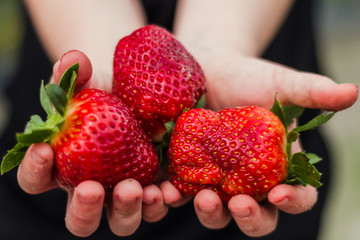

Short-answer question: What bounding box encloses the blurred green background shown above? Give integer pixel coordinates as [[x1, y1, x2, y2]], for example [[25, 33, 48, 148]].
[[0, 0, 23, 92], [317, 1, 360, 240], [0, 0, 359, 239]]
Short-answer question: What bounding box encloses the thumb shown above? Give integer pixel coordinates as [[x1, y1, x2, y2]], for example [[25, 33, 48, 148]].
[[53, 50, 93, 89], [276, 69, 358, 111]]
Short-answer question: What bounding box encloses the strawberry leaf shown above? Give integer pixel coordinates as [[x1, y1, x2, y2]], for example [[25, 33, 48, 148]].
[[45, 113, 65, 131], [285, 178, 307, 186], [17, 128, 55, 145], [1, 63, 79, 176], [283, 106, 304, 126], [40, 81, 53, 115], [24, 115, 46, 133], [67, 70, 77, 100], [58, 63, 79, 93], [286, 111, 334, 162], [164, 121, 175, 140], [156, 144, 168, 169], [46, 84, 68, 116], [1, 143, 27, 174], [157, 121, 175, 168], [195, 94, 206, 109], [270, 97, 287, 132], [292, 112, 335, 133], [306, 153, 322, 164], [288, 152, 322, 188]]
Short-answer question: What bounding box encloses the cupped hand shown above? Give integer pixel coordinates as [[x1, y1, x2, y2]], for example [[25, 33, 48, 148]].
[[16, 50, 168, 237], [160, 180, 316, 237], [159, 48, 358, 237]]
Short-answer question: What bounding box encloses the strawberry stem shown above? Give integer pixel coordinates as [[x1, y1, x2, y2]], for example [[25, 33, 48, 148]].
[[0, 63, 79, 175], [270, 96, 335, 188], [287, 152, 322, 187], [195, 94, 206, 109], [156, 121, 175, 168]]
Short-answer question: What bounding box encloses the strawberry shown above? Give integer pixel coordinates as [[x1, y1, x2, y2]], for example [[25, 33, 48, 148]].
[[112, 25, 206, 142], [1, 63, 159, 189], [168, 99, 334, 204]]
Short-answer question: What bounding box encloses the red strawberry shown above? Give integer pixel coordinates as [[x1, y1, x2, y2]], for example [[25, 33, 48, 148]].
[[52, 89, 158, 188], [168, 100, 333, 204], [1, 63, 159, 189], [112, 25, 206, 141]]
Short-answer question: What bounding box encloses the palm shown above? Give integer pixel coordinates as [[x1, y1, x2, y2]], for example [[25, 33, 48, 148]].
[[197, 52, 357, 112], [205, 56, 279, 110]]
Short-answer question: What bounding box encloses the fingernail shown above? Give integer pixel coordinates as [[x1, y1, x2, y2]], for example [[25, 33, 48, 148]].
[[233, 208, 251, 218]]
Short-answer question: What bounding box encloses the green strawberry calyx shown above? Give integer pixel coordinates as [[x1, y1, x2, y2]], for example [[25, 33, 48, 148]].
[[1, 63, 79, 175], [270, 97, 335, 188]]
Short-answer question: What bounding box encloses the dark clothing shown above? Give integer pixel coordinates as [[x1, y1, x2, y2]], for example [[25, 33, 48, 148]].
[[0, 0, 330, 239]]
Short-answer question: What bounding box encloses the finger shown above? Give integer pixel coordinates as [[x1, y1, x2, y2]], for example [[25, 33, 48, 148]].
[[194, 189, 231, 229], [86, 70, 113, 92], [107, 179, 143, 236], [142, 184, 168, 222], [53, 50, 92, 89], [274, 66, 358, 111], [51, 60, 60, 82], [160, 181, 192, 207], [17, 143, 57, 194], [65, 181, 105, 237], [228, 194, 278, 237], [268, 184, 317, 214]]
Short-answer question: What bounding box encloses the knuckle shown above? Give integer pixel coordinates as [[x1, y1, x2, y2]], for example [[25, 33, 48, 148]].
[[66, 214, 98, 237], [242, 222, 276, 238], [143, 208, 167, 223], [108, 213, 141, 237]]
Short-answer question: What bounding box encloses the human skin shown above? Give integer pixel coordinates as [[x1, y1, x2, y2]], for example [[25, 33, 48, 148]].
[[20, 0, 359, 237]]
